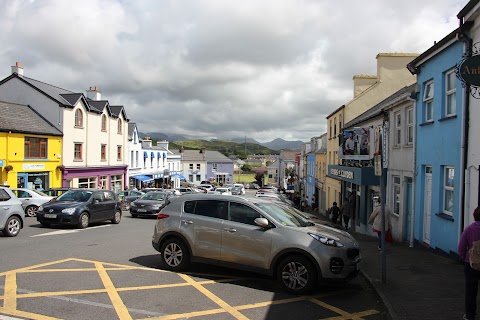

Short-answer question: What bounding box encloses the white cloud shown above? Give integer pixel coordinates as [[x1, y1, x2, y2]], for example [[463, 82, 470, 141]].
[[0, 0, 465, 142]]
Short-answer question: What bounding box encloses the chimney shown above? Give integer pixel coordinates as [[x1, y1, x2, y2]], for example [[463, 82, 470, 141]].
[[11, 61, 24, 76], [179, 145, 184, 153], [86, 86, 102, 100]]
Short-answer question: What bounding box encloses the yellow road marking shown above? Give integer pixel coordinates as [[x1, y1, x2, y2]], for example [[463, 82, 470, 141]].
[[0, 258, 73, 277], [178, 273, 249, 320], [310, 298, 379, 319], [0, 306, 61, 320], [95, 262, 132, 320], [3, 272, 16, 309], [321, 309, 380, 320]]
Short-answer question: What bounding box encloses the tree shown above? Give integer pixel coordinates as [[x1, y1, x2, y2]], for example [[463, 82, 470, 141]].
[[255, 172, 264, 187], [241, 164, 252, 172]]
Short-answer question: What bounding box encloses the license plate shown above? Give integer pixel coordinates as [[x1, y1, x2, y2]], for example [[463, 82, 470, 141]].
[[44, 213, 57, 218], [137, 209, 147, 212]]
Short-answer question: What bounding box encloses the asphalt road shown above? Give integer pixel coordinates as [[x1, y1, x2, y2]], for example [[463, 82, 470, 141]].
[[0, 191, 388, 320]]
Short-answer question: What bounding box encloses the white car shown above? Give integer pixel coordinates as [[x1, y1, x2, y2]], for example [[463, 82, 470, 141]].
[[233, 183, 246, 195], [0, 186, 25, 237], [215, 187, 232, 195], [11, 188, 55, 217]]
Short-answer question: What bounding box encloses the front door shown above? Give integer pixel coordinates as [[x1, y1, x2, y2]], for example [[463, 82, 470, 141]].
[[404, 178, 413, 242], [423, 167, 432, 244]]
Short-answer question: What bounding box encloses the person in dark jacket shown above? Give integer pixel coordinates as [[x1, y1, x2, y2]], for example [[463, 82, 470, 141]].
[[459, 207, 480, 320], [341, 197, 351, 231], [329, 202, 340, 224]]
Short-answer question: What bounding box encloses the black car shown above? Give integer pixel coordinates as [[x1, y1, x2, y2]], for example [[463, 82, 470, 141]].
[[43, 188, 70, 198], [130, 191, 169, 218], [36, 189, 122, 228]]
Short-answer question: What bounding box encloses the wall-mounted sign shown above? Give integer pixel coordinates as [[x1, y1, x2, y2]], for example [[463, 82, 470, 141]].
[[0, 160, 4, 167], [330, 168, 354, 180], [458, 55, 480, 86], [22, 164, 45, 170], [339, 127, 374, 161]]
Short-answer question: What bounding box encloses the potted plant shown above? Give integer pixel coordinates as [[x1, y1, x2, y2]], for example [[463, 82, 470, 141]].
[[4, 165, 13, 172], [56, 165, 65, 172]]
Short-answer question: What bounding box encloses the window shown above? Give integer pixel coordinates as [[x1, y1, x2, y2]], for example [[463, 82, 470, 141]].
[[189, 175, 193, 181], [394, 111, 401, 146], [117, 145, 122, 161], [101, 115, 107, 131], [75, 109, 83, 127], [196, 164, 201, 170], [195, 200, 227, 219], [229, 202, 262, 225], [189, 164, 194, 170], [329, 120, 332, 138], [101, 144, 107, 160], [196, 175, 201, 181], [74, 143, 83, 160], [423, 81, 434, 122], [445, 70, 456, 116], [78, 177, 96, 189], [334, 117, 337, 136], [117, 119, 122, 134], [444, 167, 454, 214], [212, 163, 217, 171], [393, 176, 401, 215], [24, 137, 47, 159], [339, 114, 343, 130], [406, 107, 413, 145], [0, 189, 12, 202]]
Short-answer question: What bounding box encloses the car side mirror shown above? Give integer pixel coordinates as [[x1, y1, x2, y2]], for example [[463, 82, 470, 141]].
[[254, 217, 270, 228]]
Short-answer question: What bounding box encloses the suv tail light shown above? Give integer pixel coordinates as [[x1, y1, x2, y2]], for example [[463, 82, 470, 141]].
[[156, 213, 169, 220]]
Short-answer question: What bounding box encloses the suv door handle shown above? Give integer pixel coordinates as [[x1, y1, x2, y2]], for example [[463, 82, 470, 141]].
[[182, 220, 193, 224], [224, 228, 236, 232]]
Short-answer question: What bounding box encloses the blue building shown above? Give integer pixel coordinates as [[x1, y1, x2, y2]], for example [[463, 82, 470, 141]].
[[407, 28, 464, 255], [306, 153, 316, 208]]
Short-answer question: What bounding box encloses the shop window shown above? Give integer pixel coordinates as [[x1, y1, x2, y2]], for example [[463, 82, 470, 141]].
[[24, 137, 47, 159], [78, 177, 96, 189]]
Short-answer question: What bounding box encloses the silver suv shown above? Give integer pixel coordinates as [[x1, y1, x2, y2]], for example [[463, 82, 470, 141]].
[[152, 194, 361, 294], [0, 186, 25, 237]]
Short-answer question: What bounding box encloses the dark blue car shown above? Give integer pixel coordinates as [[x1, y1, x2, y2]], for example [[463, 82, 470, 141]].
[[36, 189, 122, 228]]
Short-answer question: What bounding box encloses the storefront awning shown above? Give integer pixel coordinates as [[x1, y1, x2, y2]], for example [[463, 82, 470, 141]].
[[171, 173, 186, 179], [143, 152, 148, 158], [157, 152, 161, 158], [150, 152, 155, 158], [131, 174, 154, 182]]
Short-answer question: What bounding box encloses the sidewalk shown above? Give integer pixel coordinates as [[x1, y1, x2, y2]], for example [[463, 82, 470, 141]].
[[313, 212, 466, 320]]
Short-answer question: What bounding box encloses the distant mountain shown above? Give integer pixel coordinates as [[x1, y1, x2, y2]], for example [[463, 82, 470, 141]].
[[138, 132, 301, 151], [262, 138, 303, 151]]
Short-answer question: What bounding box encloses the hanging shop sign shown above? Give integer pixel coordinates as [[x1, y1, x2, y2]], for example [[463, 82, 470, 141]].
[[456, 45, 480, 99]]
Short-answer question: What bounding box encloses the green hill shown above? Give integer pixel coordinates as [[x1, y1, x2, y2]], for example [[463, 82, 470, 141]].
[[168, 139, 278, 158]]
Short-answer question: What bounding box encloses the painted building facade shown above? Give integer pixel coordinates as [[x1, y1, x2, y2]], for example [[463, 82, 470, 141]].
[[407, 30, 464, 255]]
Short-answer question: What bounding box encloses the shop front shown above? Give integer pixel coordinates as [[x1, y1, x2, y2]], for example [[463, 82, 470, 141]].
[[63, 166, 127, 193], [327, 165, 383, 234]]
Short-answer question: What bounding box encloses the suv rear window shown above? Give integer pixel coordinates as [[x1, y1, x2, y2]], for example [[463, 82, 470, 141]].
[[183, 200, 227, 219]]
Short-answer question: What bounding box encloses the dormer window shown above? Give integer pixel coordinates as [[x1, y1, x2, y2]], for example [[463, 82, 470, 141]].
[[117, 119, 122, 134], [101, 114, 107, 131], [75, 109, 83, 127]]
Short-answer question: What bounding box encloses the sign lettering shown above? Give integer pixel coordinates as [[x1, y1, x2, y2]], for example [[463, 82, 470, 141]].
[[330, 168, 354, 180], [459, 55, 480, 86]]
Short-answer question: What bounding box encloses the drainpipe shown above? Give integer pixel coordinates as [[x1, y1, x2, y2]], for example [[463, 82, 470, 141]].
[[458, 25, 472, 233], [407, 95, 417, 248]]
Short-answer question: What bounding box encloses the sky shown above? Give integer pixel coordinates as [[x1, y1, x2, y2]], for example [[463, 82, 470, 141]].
[[0, 0, 466, 143]]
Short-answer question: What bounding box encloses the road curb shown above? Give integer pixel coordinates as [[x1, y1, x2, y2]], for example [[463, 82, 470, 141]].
[[360, 270, 398, 320]]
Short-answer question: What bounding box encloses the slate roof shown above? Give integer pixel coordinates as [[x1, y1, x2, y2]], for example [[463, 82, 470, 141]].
[[172, 149, 234, 163], [344, 84, 416, 129], [87, 100, 109, 114], [110, 105, 128, 120], [60, 93, 83, 106], [0, 101, 62, 136], [20, 76, 74, 106]]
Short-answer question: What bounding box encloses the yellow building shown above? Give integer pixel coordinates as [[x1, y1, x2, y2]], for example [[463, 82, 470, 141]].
[[315, 134, 327, 214], [325, 53, 418, 214], [0, 102, 63, 189]]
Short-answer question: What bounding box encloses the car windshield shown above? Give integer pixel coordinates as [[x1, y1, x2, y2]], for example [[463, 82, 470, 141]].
[[254, 202, 310, 227], [140, 192, 166, 201], [56, 190, 93, 202]]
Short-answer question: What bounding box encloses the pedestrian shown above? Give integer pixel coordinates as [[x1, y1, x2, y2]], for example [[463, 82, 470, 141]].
[[368, 196, 391, 251], [328, 202, 340, 224], [341, 197, 351, 231], [458, 207, 480, 320]]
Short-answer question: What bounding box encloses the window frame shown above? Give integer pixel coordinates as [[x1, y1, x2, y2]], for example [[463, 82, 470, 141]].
[[212, 163, 217, 170], [101, 144, 107, 161], [75, 109, 84, 128], [406, 107, 413, 145], [443, 166, 454, 215], [445, 70, 456, 117], [74, 143, 83, 161], [117, 145, 122, 161], [394, 111, 401, 146], [117, 119, 122, 134], [24, 136, 48, 159], [423, 81, 434, 122], [101, 114, 107, 132], [392, 176, 401, 216]]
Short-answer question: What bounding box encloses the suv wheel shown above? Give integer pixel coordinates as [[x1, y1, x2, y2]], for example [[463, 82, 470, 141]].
[[160, 238, 190, 271], [277, 255, 317, 295], [3, 216, 21, 237]]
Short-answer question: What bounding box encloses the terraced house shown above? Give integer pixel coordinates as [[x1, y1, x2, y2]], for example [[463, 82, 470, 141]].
[[0, 62, 129, 191]]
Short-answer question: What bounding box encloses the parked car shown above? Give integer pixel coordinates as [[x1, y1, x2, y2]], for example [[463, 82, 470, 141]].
[[0, 186, 25, 237], [36, 189, 122, 228], [231, 186, 243, 195], [43, 188, 70, 198], [152, 194, 361, 294], [11, 188, 55, 217], [198, 184, 214, 191], [130, 191, 169, 218], [214, 187, 232, 195], [117, 190, 145, 210], [180, 179, 195, 187], [232, 183, 246, 195]]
